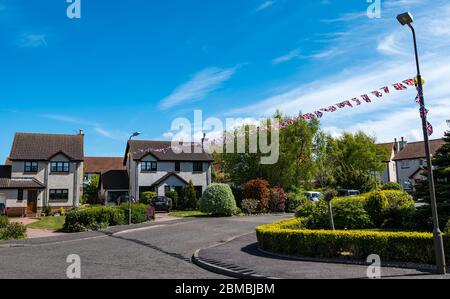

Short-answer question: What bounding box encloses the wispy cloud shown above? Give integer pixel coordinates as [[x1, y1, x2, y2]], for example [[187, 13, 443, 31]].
[[272, 49, 301, 64], [255, 1, 275, 12], [159, 67, 237, 110], [18, 33, 48, 48]]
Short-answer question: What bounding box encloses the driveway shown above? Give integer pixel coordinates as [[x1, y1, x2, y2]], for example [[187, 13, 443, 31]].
[[0, 214, 291, 279]]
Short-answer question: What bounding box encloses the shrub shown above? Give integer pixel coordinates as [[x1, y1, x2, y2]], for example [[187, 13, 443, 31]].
[[404, 204, 450, 231], [165, 191, 179, 210], [241, 199, 260, 215], [199, 184, 237, 216], [42, 205, 53, 216], [364, 190, 389, 226], [243, 179, 270, 210], [0, 223, 27, 240], [285, 192, 308, 213], [256, 219, 445, 264], [295, 201, 329, 229], [382, 182, 403, 191], [269, 187, 287, 213], [332, 200, 374, 229], [0, 215, 9, 228], [120, 204, 150, 224], [63, 206, 126, 232], [140, 192, 156, 205], [231, 186, 244, 208]]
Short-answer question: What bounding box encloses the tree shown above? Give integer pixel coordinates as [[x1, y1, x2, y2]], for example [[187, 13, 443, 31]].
[[330, 132, 389, 192], [186, 180, 198, 209], [313, 131, 336, 188], [415, 132, 450, 203], [83, 175, 99, 204]]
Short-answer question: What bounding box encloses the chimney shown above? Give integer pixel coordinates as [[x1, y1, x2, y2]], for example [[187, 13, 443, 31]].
[[201, 133, 206, 150], [399, 137, 407, 151], [79, 129, 84, 136], [394, 138, 399, 153]]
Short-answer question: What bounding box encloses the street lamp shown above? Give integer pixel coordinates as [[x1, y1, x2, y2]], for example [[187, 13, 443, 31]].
[[128, 132, 141, 225], [397, 12, 447, 274]]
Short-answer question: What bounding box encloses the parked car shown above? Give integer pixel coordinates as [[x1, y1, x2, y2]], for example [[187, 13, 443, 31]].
[[303, 192, 323, 202], [337, 189, 361, 197], [0, 203, 7, 216], [151, 196, 171, 212]]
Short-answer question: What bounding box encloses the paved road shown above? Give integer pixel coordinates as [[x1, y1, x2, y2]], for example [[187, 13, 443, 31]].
[[0, 215, 290, 279]]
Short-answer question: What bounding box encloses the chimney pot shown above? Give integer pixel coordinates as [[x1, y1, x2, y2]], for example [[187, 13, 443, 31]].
[[79, 129, 84, 136]]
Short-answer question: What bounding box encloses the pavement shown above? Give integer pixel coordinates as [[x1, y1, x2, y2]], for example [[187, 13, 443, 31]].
[[0, 214, 291, 279], [196, 233, 450, 279]]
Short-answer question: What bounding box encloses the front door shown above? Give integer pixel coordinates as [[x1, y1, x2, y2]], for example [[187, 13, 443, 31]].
[[27, 190, 38, 215]]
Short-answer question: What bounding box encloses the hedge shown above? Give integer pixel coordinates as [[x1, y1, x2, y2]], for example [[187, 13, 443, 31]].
[[199, 184, 237, 216], [63, 204, 152, 233], [256, 219, 450, 265], [0, 222, 27, 240]]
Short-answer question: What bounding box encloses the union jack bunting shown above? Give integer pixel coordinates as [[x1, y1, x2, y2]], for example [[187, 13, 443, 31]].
[[371, 91, 383, 98], [314, 111, 324, 118], [320, 106, 337, 113], [361, 95, 372, 103], [393, 83, 407, 91], [420, 107, 429, 119], [415, 94, 421, 104], [301, 113, 316, 120], [426, 122, 434, 136], [351, 97, 362, 106], [380, 86, 390, 94], [403, 79, 416, 86], [336, 100, 353, 109]]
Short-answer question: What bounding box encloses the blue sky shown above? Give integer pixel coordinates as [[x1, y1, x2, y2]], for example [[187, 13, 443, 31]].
[[1, 0, 450, 161]]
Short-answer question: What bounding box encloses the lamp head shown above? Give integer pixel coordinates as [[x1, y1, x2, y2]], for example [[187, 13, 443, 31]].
[[397, 12, 414, 26], [131, 132, 141, 138]]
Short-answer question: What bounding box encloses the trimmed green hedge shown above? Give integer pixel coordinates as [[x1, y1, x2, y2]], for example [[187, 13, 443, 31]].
[[63, 204, 151, 232], [256, 219, 450, 264], [199, 184, 237, 216]]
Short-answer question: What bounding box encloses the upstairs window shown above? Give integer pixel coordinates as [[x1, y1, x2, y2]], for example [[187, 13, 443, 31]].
[[401, 160, 410, 169], [175, 161, 181, 172], [24, 161, 38, 173], [50, 162, 70, 173], [193, 162, 203, 172], [142, 161, 157, 172]]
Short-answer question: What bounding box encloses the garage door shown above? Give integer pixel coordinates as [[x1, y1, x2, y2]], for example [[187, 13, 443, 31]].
[[0, 192, 5, 205]]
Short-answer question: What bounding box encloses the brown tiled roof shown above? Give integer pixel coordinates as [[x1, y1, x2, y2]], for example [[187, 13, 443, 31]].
[[126, 140, 214, 163], [0, 178, 45, 189], [150, 172, 188, 188], [393, 139, 445, 161], [84, 157, 125, 173], [378, 142, 396, 152], [0, 166, 12, 179], [9, 133, 84, 161], [101, 170, 129, 190], [4, 158, 12, 166]]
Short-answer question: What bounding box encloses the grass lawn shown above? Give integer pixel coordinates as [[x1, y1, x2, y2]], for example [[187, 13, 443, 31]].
[[169, 210, 209, 218], [27, 216, 66, 231]]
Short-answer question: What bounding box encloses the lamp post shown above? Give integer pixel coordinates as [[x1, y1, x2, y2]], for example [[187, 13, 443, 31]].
[[397, 12, 446, 274], [128, 132, 141, 225]]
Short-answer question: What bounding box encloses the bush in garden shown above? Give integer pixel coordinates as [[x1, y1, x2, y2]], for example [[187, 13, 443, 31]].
[[445, 220, 450, 234], [295, 201, 329, 229], [231, 186, 244, 208], [0, 215, 9, 229], [364, 189, 389, 226], [165, 191, 179, 210], [381, 191, 416, 229], [269, 187, 287, 213], [381, 182, 403, 191], [243, 179, 270, 210], [285, 192, 308, 213], [199, 184, 237, 216], [332, 200, 374, 229], [404, 204, 450, 231], [0, 222, 27, 240], [241, 199, 260, 215], [63, 206, 130, 232], [120, 203, 150, 224], [139, 192, 156, 205]]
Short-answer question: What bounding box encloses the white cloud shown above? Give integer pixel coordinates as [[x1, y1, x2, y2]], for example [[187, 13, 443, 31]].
[[159, 67, 236, 110], [377, 33, 409, 56], [18, 33, 47, 48], [272, 49, 300, 64], [255, 1, 275, 12]]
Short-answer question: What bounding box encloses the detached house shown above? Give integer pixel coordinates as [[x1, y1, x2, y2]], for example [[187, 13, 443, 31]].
[[124, 140, 213, 201], [0, 132, 84, 216], [393, 139, 445, 191]]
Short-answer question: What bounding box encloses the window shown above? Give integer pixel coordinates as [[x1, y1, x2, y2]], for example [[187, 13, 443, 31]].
[[24, 161, 38, 173], [193, 162, 203, 172], [165, 185, 171, 193], [175, 161, 181, 172], [17, 189, 24, 201], [401, 160, 410, 169], [50, 162, 70, 173], [49, 189, 69, 201], [142, 161, 157, 172]]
